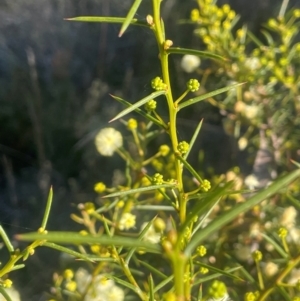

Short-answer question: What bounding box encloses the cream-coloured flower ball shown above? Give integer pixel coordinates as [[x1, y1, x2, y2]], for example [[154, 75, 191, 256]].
[[95, 128, 123, 156], [181, 54, 201, 73]]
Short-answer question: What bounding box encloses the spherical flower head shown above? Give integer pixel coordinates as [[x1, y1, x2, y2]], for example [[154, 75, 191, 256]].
[[294, 9, 300, 18], [84, 202, 95, 214], [244, 174, 259, 190], [190, 9, 200, 22], [153, 173, 164, 185], [177, 141, 189, 155], [153, 217, 166, 232], [159, 144, 170, 156], [245, 57, 261, 71], [95, 128, 123, 156], [118, 212, 136, 231], [104, 285, 125, 301], [163, 292, 176, 301], [288, 269, 300, 285], [200, 267, 209, 274], [164, 39, 173, 50], [65, 280, 77, 292], [244, 105, 258, 119], [94, 182, 106, 193], [238, 137, 248, 151], [63, 269, 74, 280], [145, 99, 157, 111], [201, 179, 211, 192], [278, 227, 288, 238], [197, 245, 207, 257], [141, 222, 161, 244], [263, 262, 278, 278], [181, 55, 201, 73], [280, 206, 297, 229], [252, 250, 262, 262], [187, 79, 200, 92], [127, 118, 138, 130], [3, 279, 13, 288], [244, 292, 257, 301], [208, 280, 228, 299], [151, 76, 167, 91]]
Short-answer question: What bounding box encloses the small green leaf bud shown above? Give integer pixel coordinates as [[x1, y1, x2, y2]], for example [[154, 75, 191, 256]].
[[127, 118, 138, 130], [252, 250, 263, 261], [145, 99, 157, 111], [159, 144, 170, 156], [151, 76, 167, 91], [186, 79, 200, 92], [177, 141, 189, 155], [153, 173, 164, 185]]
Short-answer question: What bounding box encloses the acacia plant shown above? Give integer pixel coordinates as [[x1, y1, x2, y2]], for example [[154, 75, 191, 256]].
[[1, 0, 300, 301]]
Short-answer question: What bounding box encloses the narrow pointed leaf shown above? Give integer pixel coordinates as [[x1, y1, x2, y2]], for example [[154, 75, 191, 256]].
[[184, 119, 203, 160], [148, 274, 155, 301], [137, 260, 168, 279], [40, 186, 53, 230], [193, 267, 242, 285], [42, 242, 116, 262], [0, 225, 14, 253], [154, 276, 174, 293], [179, 83, 245, 110], [175, 152, 203, 183], [194, 262, 243, 282], [16, 232, 162, 254], [109, 94, 166, 129], [0, 287, 13, 301], [110, 90, 166, 122], [185, 169, 300, 255], [261, 233, 288, 258], [246, 29, 264, 47], [11, 264, 25, 271], [119, 0, 143, 37], [65, 16, 148, 28], [102, 183, 177, 198], [261, 29, 274, 46], [178, 182, 234, 243], [167, 47, 226, 61], [125, 217, 156, 264], [108, 275, 139, 292]]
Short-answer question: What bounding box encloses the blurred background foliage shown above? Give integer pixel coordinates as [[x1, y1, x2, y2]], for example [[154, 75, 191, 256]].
[[0, 0, 300, 300]]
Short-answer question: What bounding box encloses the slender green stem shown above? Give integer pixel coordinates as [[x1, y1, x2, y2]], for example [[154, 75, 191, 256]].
[[152, 2, 188, 300], [152, 0, 185, 223]]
